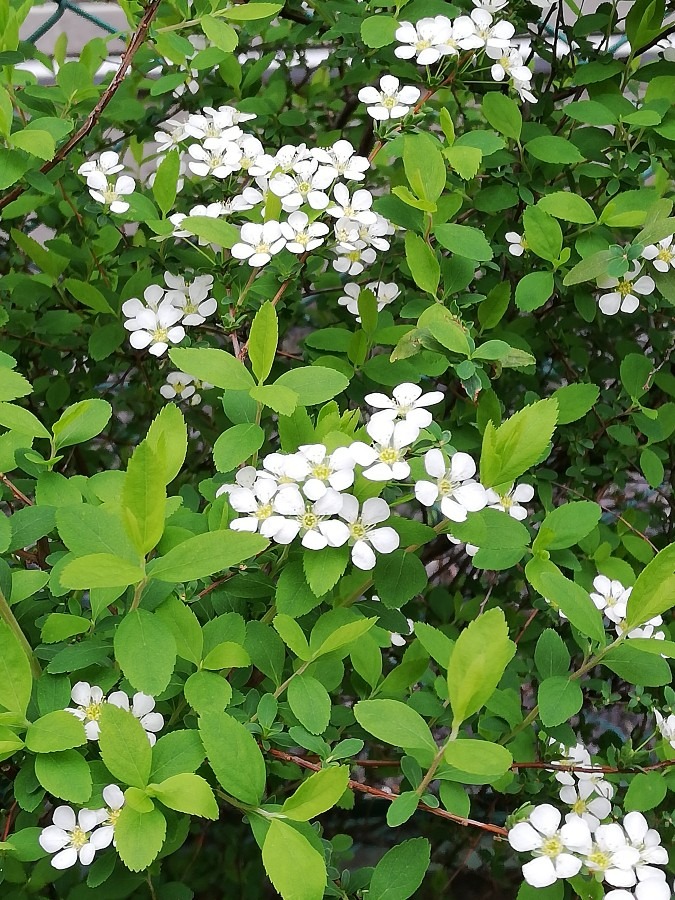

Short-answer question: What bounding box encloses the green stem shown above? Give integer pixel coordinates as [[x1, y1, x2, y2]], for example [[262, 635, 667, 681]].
[[416, 725, 459, 797], [0, 589, 41, 677], [129, 577, 148, 612]]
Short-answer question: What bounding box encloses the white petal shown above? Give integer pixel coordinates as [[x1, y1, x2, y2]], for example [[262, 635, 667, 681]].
[[39, 826, 71, 852], [102, 784, 125, 810], [52, 806, 77, 831], [78, 808, 99, 832], [51, 847, 79, 869], [302, 529, 328, 550], [508, 822, 542, 852], [79, 843, 96, 866], [522, 856, 557, 888], [140, 712, 164, 733], [530, 804, 562, 837], [352, 540, 376, 570], [415, 480, 439, 507], [368, 527, 399, 554], [107, 691, 130, 711], [361, 497, 391, 526], [131, 693, 155, 718], [449, 452, 476, 481], [623, 811, 648, 844], [554, 854, 582, 878], [424, 449, 447, 479], [319, 520, 350, 547], [90, 826, 114, 850]]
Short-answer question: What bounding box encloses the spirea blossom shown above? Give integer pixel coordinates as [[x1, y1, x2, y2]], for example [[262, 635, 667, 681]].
[[596, 263, 655, 316], [87, 172, 135, 214], [415, 449, 487, 522], [590, 575, 632, 625], [39, 806, 107, 869], [65, 681, 105, 740], [358, 75, 421, 121], [506, 231, 527, 256], [231, 222, 287, 267], [642, 236, 675, 272], [508, 804, 591, 888], [350, 418, 419, 481], [124, 300, 185, 357], [485, 483, 534, 520], [338, 495, 399, 570], [394, 17, 456, 65], [654, 710, 675, 749], [338, 281, 400, 318], [365, 383, 443, 430]]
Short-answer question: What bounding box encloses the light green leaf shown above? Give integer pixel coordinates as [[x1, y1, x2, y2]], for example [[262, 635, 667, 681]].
[[149, 730, 206, 783], [51, 399, 112, 451], [552, 383, 600, 424], [480, 398, 558, 488], [152, 150, 180, 216], [201, 15, 238, 51], [515, 271, 555, 312], [444, 740, 512, 778], [10, 128, 55, 160], [98, 702, 152, 788], [525, 558, 606, 643], [368, 838, 431, 900], [274, 367, 350, 406], [150, 531, 268, 583], [533, 502, 602, 551], [199, 711, 266, 805], [403, 133, 446, 204], [250, 383, 298, 415], [0, 368, 31, 403], [625, 544, 675, 629], [213, 423, 265, 472], [249, 302, 278, 383], [0, 619, 33, 716], [360, 14, 398, 49], [145, 404, 187, 485], [282, 766, 349, 821], [114, 609, 177, 696], [537, 193, 596, 224], [287, 674, 331, 735], [481, 92, 522, 140], [60, 553, 145, 589], [313, 618, 377, 657], [180, 215, 239, 247], [122, 441, 166, 556], [62, 278, 114, 315], [184, 670, 232, 715], [0, 402, 48, 439], [25, 711, 86, 753], [274, 615, 311, 660], [115, 805, 166, 872], [523, 206, 563, 263], [154, 595, 203, 666], [222, 2, 282, 20], [624, 771, 667, 812], [56, 505, 140, 564], [149, 773, 218, 819], [202, 641, 251, 670], [34, 750, 92, 803], [170, 347, 254, 391], [302, 546, 349, 598], [525, 136, 584, 164], [405, 233, 439, 296]]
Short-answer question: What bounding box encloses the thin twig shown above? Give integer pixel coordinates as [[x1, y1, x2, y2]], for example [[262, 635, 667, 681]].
[[0, 473, 33, 506]]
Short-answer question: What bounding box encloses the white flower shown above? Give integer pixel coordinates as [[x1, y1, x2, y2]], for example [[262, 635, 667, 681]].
[[172, 69, 199, 98], [270, 143, 312, 173], [508, 804, 591, 888], [64, 682, 105, 741], [596, 263, 655, 316], [235, 136, 267, 174], [187, 140, 242, 179], [327, 183, 376, 225], [259, 451, 309, 487], [615, 614, 664, 641], [472, 0, 509, 11], [92, 785, 125, 850], [655, 710, 675, 749], [332, 240, 377, 275], [164, 272, 217, 326], [642, 236, 675, 273], [606, 883, 672, 900], [107, 691, 164, 746], [185, 111, 241, 144], [87, 173, 135, 214], [415, 449, 487, 522], [294, 444, 356, 500], [338, 281, 400, 319], [358, 75, 421, 121], [560, 780, 612, 832], [584, 823, 641, 888], [487, 47, 532, 83], [448, 534, 480, 557], [281, 211, 330, 253], [485, 483, 534, 520], [231, 222, 287, 267], [338, 495, 399, 570], [366, 382, 443, 430], [506, 231, 527, 256], [160, 372, 211, 406], [39, 806, 107, 869], [124, 300, 185, 357], [453, 9, 515, 52], [227, 475, 279, 533], [350, 418, 419, 481], [394, 17, 456, 65], [357, 214, 394, 252], [513, 75, 538, 104], [311, 140, 369, 182], [122, 285, 166, 319], [155, 118, 188, 151], [269, 159, 333, 211], [590, 575, 632, 625], [390, 617, 414, 646], [623, 811, 669, 882], [78, 151, 124, 181], [265, 486, 350, 549]]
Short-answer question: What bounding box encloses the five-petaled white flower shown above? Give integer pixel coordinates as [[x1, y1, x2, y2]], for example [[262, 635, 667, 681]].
[[65, 681, 105, 741], [350, 418, 419, 481], [487, 47, 532, 83], [338, 281, 400, 319], [506, 231, 527, 256], [485, 483, 534, 520], [281, 211, 330, 253], [160, 372, 210, 406], [231, 222, 287, 267], [358, 75, 421, 121], [415, 449, 487, 522], [365, 382, 444, 430], [642, 236, 675, 273], [93, 785, 126, 850], [596, 263, 655, 316], [294, 444, 356, 500], [583, 823, 640, 887], [87, 173, 135, 214], [269, 159, 333, 211], [164, 272, 218, 326], [78, 151, 124, 180], [327, 183, 376, 225], [39, 806, 108, 869], [311, 140, 369, 181], [453, 9, 515, 52], [338, 495, 399, 570], [107, 691, 164, 746], [226, 472, 279, 534], [394, 16, 456, 65], [508, 804, 591, 888], [332, 240, 377, 275], [560, 780, 612, 832], [265, 486, 349, 549], [590, 575, 632, 625], [124, 300, 185, 357], [623, 811, 669, 881]]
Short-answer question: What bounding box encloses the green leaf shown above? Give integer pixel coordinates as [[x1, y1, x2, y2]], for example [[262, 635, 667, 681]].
[[534, 629, 570, 680], [262, 819, 327, 900], [0, 402, 48, 439], [303, 546, 349, 598], [525, 136, 584, 164], [150, 531, 268, 583], [184, 670, 232, 714], [0, 725, 25, 763], [199, 711, 266, 805], [25, 711, 86, 753], [34, 750, 92, 803], [447, 608, 515, 728], [149, 730, 205, 783], [537, 677, 583, 727], [313, 618, 377, 657], [180, 215, 239, 247], [444, 740, 512, 778], [515, 271, 555, 312], [537, 193, 596, 224], [149, 773, 218, 819], [444, 145, 482, 180], [282, 766, 349, 821], [533, 502, 602, 551], [115, 805, 166, 872], [599, 189, 658, 227], [145, 404, 187, 485], [523, 206, 563, 263], [434, 224, 493, 262], [602, 643, 672, 687], [368, 838, 431, 900], [114, 609, 177, 695], [0, 368, 31, 403], [98, 702, 153, 788], [277, 561, 324, 616], [481, 93, 522, 141], [249, 302, 278, 383], [152, 150, 180, 216], [354, 699, 437, 761], [41, 613, 90, 644], [274, 367, 350, 406], [450, 508, 530, 550], [640, 447, 664, 489], [525, 558, 606, 644], [551, 383, 600, 424], [373, 550, 427, 608], [214, 423, 265, 472], [405, 233, 439, 296], [624, 771, 667, 812], [222, 2, 282, 19], [274, 614, 311, 660], [480, 398, 558, 488], [563, 249, 615, 286], [62, 278, 114, 314], [360, 14, 398, 48], [170, 347, 254, 391], [417, 305, 471, 356], [51, 399, 112, 451], [403, 133, 446, 204], [201, 15, 238, 51], [56, 505, 140, 564], [250, 383, 298, 415], [60, 553, 145, 589], [287, 674, 331, 735], [625, 544, 675, 629], [386, 791, 420, 827], [202, 641, 251, 670], [413, 623, 453, 669], [0, 619, 33, 716], [154, 595, 203, 666], [10, 129, 55, 160]]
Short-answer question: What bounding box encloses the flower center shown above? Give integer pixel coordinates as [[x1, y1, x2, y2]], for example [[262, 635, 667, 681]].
[[382, 95, 398, 109], [540, 835, 563, 858], [301, 511, 319, 529], [438, 477, 455, 496], [103, 187, 119, 204], [297, 180, 311, 194], [657, 248, 674, 262], [173, 381, 186, 393], [108, 807, 122, 827], [83, 701, 103, 721], [571, 798, 588, 815], [311, 463, 331, 481], [588, 849, 612, 870], [257, 503, 273, 520], [70, 827, 89, 850], [254, 242, 271, 255], [350, 522, 367, 540], [378, 447, 400, 465], [499, 493, 513, 509], [294, 232, 310, 246], [415, 39, 432, 51], [152, 326, 169, 343], [617, 279, 633, 296], [183, 300, 198, 316], [347, 249, 361, 262]]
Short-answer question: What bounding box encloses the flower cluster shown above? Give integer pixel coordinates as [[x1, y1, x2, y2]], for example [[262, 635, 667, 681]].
[[160, 371, 213, 406], [591, 575, 665, 641], [65, 682, 163, 745], [39, 785, 124, 870], [122, 273, 216, 356], [389, 8, 536, 104], [78, 151, 135, 214]]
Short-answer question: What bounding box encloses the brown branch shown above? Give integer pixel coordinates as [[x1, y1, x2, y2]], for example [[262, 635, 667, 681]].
[[511, 759, 675, 775], [0, 0, 163, 212], [0, 473, 33, 506], [265, 746, 508, 838]]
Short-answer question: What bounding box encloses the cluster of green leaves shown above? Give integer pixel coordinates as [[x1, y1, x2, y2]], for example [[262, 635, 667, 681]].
[[2, 0, 675, 897]]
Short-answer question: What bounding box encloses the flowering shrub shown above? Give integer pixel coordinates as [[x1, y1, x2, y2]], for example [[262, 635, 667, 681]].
[[1, 0, 675, 897]]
